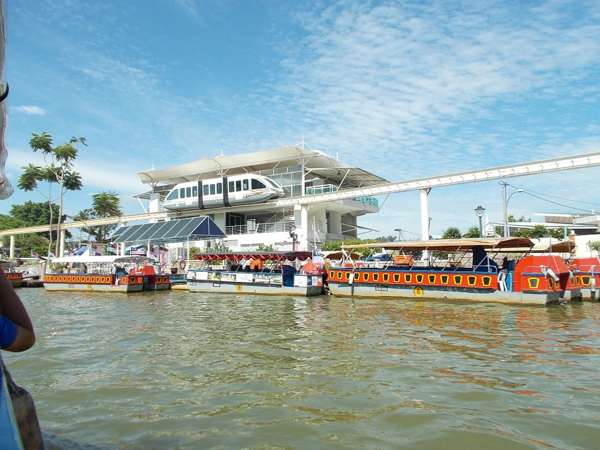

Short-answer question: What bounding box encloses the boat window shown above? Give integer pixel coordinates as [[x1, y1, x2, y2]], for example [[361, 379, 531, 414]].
[[441, 275, 449, 284], [393, 274, 400, 283], [186, 187, 191, 197], [252, 179, 266, 189], [217, 183, 222, 194], [428, 274, 436, 284], [229, 181, 235, 192], [344, 272, 350, 280], [528, 277, 540, 289], [453, 275, 462, 285], [405, 274, 412, 283], [482, 276, 492, 287], [179, 187, 185, 198], [373, 273, 379, 282], [467, 276, 477, 286], [416, 274, 424, 283], [236, 180, 242, 191], [210, 184, 216, 195], [243, 179, 249, 191], [383, 273, 389, 282], [582, 276, 591, 286], [192, 186, 197, 196], [166, 190, 178, 200]]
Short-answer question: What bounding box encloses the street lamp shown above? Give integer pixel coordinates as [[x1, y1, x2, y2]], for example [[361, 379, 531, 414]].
[[474, 205, 486, 236], [393, 228, 403, 241], [500, 181, 524, 237]]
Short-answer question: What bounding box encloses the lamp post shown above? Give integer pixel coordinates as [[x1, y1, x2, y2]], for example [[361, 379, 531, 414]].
[[393, 228, 402, 241], [474, 205, 486, 237], [500, 182, 524, 237]]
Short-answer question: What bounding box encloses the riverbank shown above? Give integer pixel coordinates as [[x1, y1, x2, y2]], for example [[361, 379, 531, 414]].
[[5, 290, 600, 449]]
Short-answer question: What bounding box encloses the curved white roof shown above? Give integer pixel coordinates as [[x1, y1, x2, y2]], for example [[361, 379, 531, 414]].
[[138, 146, 343, 185]]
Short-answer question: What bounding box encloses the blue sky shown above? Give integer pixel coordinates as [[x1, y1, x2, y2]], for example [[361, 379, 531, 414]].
[[4, 0, 600, 237]]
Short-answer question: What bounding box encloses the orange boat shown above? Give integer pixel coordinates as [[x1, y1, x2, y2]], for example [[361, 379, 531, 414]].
[[327, 238, 581, 306], [570, 257, 600, 300], [4, 271, 23, 288]]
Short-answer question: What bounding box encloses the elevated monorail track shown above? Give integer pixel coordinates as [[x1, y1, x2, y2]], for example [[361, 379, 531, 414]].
[[1, 152, 599, 240]]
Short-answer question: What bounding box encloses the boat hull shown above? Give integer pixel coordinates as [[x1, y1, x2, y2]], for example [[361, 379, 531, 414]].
[[188, 280, 322, 297], [43, 283, 143, 293], [328, 282, 560, 306]]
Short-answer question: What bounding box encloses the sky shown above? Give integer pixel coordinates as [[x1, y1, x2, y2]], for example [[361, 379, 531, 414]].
[[4, 0, 600, 238]]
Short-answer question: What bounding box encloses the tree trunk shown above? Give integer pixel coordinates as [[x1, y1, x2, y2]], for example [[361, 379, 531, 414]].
[[47, 184, 53, 258], [54, 184, 64, 256]]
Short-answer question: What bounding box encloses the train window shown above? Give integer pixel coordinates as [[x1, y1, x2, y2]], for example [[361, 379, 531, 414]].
[[210, 184, 215, 195], [217, 183, 222, 194], [243, 179, 249, 191], [186, 187, 191, 197], [236, 180, 242, 191], [229, 181, 234, 192], [166, 190, 178, 200], [252, 179, 266, 189], [192, 186, 197, 196], [203, 185, 209, 196], [179, 188, 185, 198]]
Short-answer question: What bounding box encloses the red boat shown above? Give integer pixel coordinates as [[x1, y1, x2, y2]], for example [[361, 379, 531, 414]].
[[570, 257, 600, 300], [327, 238, 581, 306]]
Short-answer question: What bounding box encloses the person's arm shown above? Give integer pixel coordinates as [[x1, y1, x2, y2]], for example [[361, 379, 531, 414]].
[[0, 268, 35, 351]]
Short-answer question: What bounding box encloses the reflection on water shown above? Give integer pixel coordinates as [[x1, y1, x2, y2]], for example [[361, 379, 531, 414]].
[[5, 291, 600, 449]]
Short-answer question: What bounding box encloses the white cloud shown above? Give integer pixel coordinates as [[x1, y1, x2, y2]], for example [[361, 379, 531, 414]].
[[12, 105, 47, 115]]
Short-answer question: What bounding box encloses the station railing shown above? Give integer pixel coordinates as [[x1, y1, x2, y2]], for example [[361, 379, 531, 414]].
[[225, 221, 294, 235], [305, 185, 379, 208]]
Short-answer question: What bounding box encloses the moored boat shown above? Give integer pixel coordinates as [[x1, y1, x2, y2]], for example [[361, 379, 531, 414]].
[[570, 257, 600, 300], [4, 271, 23, 288], [327, 238, 580, 306], [187, 251, 323, 296]]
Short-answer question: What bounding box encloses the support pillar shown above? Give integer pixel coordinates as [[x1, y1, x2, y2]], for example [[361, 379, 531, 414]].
[[9, 235, 15, 259], [420, 189, 431, 260], [119, 243, 125, 256], [294, 205, 309, 251], [59, 229, 66, 257], [146, 240, 151, 258]]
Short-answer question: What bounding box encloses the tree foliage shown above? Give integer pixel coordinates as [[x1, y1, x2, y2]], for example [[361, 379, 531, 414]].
[[588, 241, 600, 254], [442, 227, 462, 239], [74, 192, 122, 243], [462, 226, 481, 238]]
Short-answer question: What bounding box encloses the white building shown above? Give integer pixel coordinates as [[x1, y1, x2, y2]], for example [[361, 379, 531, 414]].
[[136, 146, 385, 252]]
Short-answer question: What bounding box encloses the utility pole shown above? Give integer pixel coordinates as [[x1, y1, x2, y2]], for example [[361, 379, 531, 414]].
[[500, 181, 508, 238]]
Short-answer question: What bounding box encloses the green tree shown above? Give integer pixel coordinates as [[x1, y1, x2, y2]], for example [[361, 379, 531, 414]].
[[9, 201, 69, 240], [74, 192, 122, 243], [588, 241, 600, 255], [462, 227, 481, 238], [442, 227, 462, 239], [0, 214, 50, 257], [17, 132, 86, 256]]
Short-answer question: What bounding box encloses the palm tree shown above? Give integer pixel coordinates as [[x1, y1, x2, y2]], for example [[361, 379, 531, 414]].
[[92, 192, 121, 243]]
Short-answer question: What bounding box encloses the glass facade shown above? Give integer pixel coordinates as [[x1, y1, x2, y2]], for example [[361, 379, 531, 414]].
[[258, 164, 303, 197]]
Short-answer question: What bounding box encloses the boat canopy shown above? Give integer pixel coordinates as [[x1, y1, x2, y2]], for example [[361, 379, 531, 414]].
[[342, 237, 534, 252], [50, 255, 154, 264], [321, 250, 361, 260], [112, 216, 225, 244], [194, 251, 313, 261]]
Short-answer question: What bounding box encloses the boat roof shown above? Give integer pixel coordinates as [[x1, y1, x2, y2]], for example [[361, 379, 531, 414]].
[[50, 255, 154, 264], [342, 238, 534, 251], [194, 251, 313, 261]]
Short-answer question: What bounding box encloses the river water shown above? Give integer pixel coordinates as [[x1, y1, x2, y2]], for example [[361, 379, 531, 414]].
[[5, 289, 600, 449]]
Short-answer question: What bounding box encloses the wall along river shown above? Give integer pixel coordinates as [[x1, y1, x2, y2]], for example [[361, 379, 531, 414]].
[[5, 289, 600, 449]]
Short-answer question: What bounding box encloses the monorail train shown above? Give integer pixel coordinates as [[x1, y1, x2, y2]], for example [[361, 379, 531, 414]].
[[163, 174, 285, 210]]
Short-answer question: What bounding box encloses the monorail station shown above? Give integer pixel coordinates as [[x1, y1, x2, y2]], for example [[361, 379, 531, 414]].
[[136, 146, 385, 252]]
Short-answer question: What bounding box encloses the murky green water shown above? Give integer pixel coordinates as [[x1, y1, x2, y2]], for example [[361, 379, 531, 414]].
[[5, 290, 600, 449]]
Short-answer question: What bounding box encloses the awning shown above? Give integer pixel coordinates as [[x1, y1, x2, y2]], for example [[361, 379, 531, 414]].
[[112, 217, 225, 244], [342, 238, 534, 252], [306, 167, 388, 188], [193, 251, 312, 261]]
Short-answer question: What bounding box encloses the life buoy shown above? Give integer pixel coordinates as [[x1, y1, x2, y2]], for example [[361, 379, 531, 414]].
[[179, 260, 187, 271]]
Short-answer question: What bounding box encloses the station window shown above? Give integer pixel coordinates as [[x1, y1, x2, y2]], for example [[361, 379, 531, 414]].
[[243, 179, 249, 191], [383, 273, 389, 282], [229, 181, 235, 192], [428, 274, 436, 284], [192, 186, 197, 196], [167, 190, 178, 200], [405, 274, 412, 283], [179, 187, 185, 198], [217, 183, 222, 194], [453, 275, 462, 285], [393, 274, 400, 283], [236, 180, 242, 191], [186, 187, 191, 197], [467, 276, 477, 286], [210, 184, 216, 195], [527, 278, 540, 289], [252, 179, 266, 189], [373, 273, 379, 282], [416, 274, 424, 283], [482, 276, 492, 287], [203, 185, 209, 196], [441, 275, 449, 284]]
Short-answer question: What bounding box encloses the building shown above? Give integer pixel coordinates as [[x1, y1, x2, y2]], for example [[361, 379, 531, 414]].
[[136, 146, 385, 252]]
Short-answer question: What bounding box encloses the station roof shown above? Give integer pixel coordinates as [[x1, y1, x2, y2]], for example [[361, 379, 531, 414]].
[[138, 146, 386, 187], [138, 146, 345, 185], [112, 217, 225, 244]]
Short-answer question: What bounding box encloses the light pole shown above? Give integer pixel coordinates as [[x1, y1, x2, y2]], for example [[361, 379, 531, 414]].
[[500, 182, 524, 237], [474, 205, 486, 237], [393, 228, 403, 241]]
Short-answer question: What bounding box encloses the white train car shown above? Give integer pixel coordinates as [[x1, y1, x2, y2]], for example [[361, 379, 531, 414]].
[[163, 174, 285, 210]]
